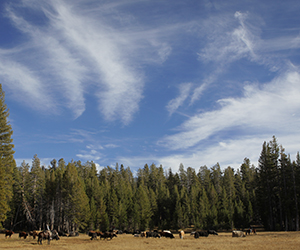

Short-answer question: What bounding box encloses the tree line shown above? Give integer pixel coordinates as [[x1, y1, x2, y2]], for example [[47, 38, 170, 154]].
[[2, 139, 300, 233], [0, 84, 300, 232]]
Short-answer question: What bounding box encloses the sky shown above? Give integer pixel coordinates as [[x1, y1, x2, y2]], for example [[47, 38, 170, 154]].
[[1, 0, 300, 173]]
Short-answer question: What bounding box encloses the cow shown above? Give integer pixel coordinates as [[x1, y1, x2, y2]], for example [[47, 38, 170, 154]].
[[5, 230, 14, 238], [29, 230, 39, 239], [194, 231, 209, 238], [245, 228, 256, 235], [19, 231, 28, 239], [100, 232, 117, 240], [232, 230, 245, 237], [179, 230, 185, 239], [160, 231, 175, 238], [146, 231, 161, 238], [207, 230, 218, 235], [134, 234, 140, 237], [37, 230, 60, 244], [141, 231, 146, 237], [88, 231, 97, 240], [96, 231, 104, 237]]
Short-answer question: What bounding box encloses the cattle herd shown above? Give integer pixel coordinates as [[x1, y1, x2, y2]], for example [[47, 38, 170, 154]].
[[1, 227, 257, 244]]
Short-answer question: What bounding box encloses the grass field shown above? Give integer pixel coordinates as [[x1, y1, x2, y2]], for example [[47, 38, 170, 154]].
[[1, 231, 300, 250]]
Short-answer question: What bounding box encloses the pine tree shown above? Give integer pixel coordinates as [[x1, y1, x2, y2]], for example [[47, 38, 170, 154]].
[[0, 84, 16, 227], [62, 162, 90, 231]]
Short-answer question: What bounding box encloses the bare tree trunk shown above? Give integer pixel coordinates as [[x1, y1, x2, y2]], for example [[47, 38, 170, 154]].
[[50, 200, 55, 230]]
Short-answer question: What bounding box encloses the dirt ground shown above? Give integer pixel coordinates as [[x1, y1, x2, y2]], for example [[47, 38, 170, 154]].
[[1, 231, 300, 250]]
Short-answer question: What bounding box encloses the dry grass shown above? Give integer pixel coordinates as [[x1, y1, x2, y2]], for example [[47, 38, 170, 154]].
[[1, 231, 300, 250]]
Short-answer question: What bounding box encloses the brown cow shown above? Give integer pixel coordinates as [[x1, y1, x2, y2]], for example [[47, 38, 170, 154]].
[[37, 230, 59, 244], [19, 231, 28, 239], [5, 230, 14, 238], [29, 230, 39, 239], [179, 230, 185, 239]]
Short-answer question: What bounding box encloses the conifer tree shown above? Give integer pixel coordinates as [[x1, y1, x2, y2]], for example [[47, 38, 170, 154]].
[[0, 84, 16, 227]]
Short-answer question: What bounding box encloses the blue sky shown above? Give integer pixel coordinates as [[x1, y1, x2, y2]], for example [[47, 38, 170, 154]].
[[1, 0, 300, 172]]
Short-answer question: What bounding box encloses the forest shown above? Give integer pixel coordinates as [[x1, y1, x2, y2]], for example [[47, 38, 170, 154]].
[[2, 137, 300, 233], [0, 84, 300, 233]]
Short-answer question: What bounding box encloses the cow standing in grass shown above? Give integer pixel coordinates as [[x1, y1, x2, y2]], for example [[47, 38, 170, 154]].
[[194, 231, 208, 238], [232, 230, 245, 237], [179, 230, 185, 239], [37, 230, 60, 244], [160, 231, 175, 238], [146, 231, 161, 238], [5, 230, 14, 238], [19, 232, 28, 239]]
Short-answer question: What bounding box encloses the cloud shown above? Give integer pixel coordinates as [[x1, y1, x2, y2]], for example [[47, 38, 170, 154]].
[[166, 82, 193, 116], [159, 70, 300, 150], [0, 55, 55, 111], [4, 4, 87, 118], [1, 0, 180, 124]]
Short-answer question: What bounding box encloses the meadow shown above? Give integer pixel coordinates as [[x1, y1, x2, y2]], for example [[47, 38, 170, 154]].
[[1, 231, 300, 250]]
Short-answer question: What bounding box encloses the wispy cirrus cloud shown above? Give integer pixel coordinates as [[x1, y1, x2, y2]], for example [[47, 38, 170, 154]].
[[1, 0, 180, 124], [160, 69, 300, 150], [166, 82, 193, 116]]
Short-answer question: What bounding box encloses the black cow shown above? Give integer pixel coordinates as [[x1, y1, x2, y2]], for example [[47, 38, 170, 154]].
[[160, 231, 175, 238], [5, 230, 14, 238], [207, 230, 218, 235], [146, 231, 161, 238], [88, 231, 97, 240], [19, 231, 28, 239], [194, 231, 208, 238], [37, 230, 60, 245]]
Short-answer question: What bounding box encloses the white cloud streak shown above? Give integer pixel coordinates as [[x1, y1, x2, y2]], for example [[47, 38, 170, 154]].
[[166, 82, 192, 116], [1, 0, 178, 123], [160, 70, 300, 150]]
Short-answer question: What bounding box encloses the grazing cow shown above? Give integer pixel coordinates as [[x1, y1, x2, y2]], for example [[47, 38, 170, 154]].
[[5, 230, 14, 238], [207, 230, 218, 235], [179, 230, 185, 239], [29, 230, 39, 239], [88, 231, 97, 240], [160, 231, 175, 238], [146, 231, 161, 238], [134, 234, 140, 237], [100, 232, 117, 240], [37, 230, 60, 244], [245, 228, 257, 235], [232, 230, 245, 237], [19, 231, 28, 239], [194, 231, 208, 238]]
